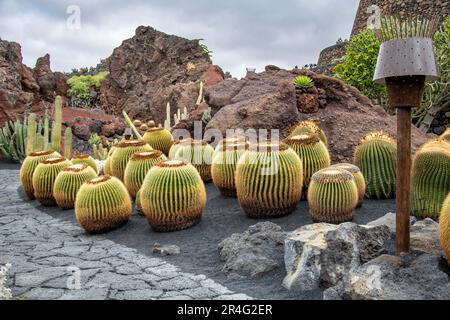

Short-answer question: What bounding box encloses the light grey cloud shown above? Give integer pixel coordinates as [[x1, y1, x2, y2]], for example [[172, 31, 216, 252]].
[[0, 0, 360, 78]]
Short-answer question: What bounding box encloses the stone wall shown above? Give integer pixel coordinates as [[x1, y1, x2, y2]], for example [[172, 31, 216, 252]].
[[351, 0, 449, 37], [315, 42, 347, 76]]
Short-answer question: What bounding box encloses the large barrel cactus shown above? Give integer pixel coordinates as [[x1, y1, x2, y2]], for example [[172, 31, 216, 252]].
[[174, 140, 215, 182], [53, 164, 97, 209], [214, 136, 247, 155], [235, 142, 303, 218], [110, 140, 153, 181], [411, 140, 450, 219], [331, 163, 366, 208], [143, 127, 174, 156], [75, 175, 132, 233], [140, 160, 207, 232], [168, 138, 193, 160], [71, 154, 98, 173], [211, 141, 249, 197], [32, 157, 72, 206], [354, 131, 397, 199], [440, 128, 450, 142], [307, 168, 359, 223], [284, 133, 331, 195], [124, 150, 168, 199], [439, 193, 450, 265], [289, 120, 328, 146], [20, 150, 60, 200]]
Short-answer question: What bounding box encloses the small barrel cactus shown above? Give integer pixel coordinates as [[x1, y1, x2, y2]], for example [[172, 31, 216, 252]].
[[71, 154, 98, 173], [235, 142, 303, 218], [168, 138, 193, 160], [439, 193, 450, 265], [284, 133, 331, 196], [124, 150, 168, 199], [147, 120, 156, 128], [174, 140, 215, 182], [289, 120, 328, 146], [212, 141, 249, 197], [32, 157, 72, 206], [110, 140, 153, 181], [53, 164, 97, 209], [20, 150, 60, 200], [331, 163, 366, 208], [411, 140, 450, 219], [143, 127, 174, 156], [307, 168, 359, 223], [75, 175, 132, 234], [354, 131, 397, 199], [140, 160, 207, 232]]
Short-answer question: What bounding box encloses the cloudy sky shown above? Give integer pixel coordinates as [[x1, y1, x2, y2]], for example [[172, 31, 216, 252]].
[[0, 0, 360, 78]]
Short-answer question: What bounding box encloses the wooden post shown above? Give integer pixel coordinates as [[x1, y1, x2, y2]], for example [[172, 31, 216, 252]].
[[396, 107, 411, 254]]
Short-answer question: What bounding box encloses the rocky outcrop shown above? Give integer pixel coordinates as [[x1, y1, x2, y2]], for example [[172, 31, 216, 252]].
[[99, 26, 224, 125], [205, 67, 429, 163]]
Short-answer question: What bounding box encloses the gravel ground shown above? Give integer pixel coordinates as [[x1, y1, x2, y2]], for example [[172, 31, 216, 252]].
[[1, 161, 396, 300]]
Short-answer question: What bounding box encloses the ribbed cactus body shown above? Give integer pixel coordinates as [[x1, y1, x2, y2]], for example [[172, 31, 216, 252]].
[[75, 175, 132, 233], [307, 168, 359, 223], [235, 143, 303, 218], [440, 128, 450, 142], [124, 150, 167, 199], [214, 136, 247, 155], [103, 146, 116, 176], [53, 164, 97, 209], [411, 140, 450, 219], [32, 157, 72, 206], [110, 140, 152, 181], [20, 150, 60, 199], [289, 120, 328, 146], [168, 138, 193, 160], [143, 128, 174, 156], [174, 140, 214, 182], [439, 193, 450, 265], [211, 141, 248, 197], [354, 131, 397, 199], [72, 154, 98, 173], [285, 134, 331, 196], [331, 163, 366, 208], [135, 189, 143, 215], [140, 160, 207, 232]]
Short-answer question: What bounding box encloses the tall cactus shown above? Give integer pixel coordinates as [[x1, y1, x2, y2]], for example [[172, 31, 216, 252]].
[[51, 96, 63, 153], [26, 113, 36, 155], [64, 127, 72, 159], [43, 110, 49, 150]]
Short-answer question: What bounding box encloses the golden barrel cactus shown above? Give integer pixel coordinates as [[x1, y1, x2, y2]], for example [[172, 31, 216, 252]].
[[110, 140, 153, 181], [411, 140, 450, 219], [53, 164, 97, 209], [135, 189, 143, 215], [331, 163, 366, 208], [439, 193, 450, 265], [143, 127, 174, 156], [211, 141, 249, 197], [354, 131, 397, 199], [71, 154, 98, 173], [235, 142, 303, 218], [307, 168, 359, 223], [140, 160, 207, 232], [32, 157, 72, 206], [174, 140, 215, 182], [20, 150, 60, 200], [75, 175, 132, 233], [124, 150, 168, 199], [168, 138, 193, 160], [440, 127, 450, 142], [289, 120, 328, 146]]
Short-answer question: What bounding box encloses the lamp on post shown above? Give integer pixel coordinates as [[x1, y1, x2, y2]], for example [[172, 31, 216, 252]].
[[373, 16, 440, 255]]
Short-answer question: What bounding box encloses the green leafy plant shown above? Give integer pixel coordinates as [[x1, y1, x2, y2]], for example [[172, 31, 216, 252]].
[[67, 71, 109, 100], [0, 120, 27, 162], [199, 40, 213, 58], [292, 76, 315, 88], [201, 107, 212, 125]]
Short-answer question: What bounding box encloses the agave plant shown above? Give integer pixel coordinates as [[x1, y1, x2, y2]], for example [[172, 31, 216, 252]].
[[292, 75, 315, 88]]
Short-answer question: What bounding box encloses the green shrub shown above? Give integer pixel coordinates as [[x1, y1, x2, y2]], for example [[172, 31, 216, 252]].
[[292, 76, 315, 88], [67, 71, 109, 100]]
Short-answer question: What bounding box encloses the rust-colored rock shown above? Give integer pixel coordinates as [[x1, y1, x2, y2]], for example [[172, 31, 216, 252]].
[[297, 93, 320, 114]]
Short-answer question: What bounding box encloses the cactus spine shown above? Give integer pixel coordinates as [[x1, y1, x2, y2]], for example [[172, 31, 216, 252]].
[[32, 156, 72, 206], [64, 127, 72, 159], [411, 140, 450, 219], [211, 141, 249, 197], [26, 113, 36, 155], [75, 175, 132, 233], [51, 96, 63, 153], [53, 164, 97, 209], [142, 127, 174, 156], [284, 133, 331, 196], [289, 120, 328, 146], [19, 150, 60, 199], [124, 150, 168, 199], [110, 140, 153, 181], [140, 160, 207, 232], [307, 168, 359, 223], [174, 140, 214, 182], [331, 163, 366, 208], [235, 142, 303, 218], [354, 131, 397, 199], [439, 193, 450, 265], [71, 154, 98, 173]]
